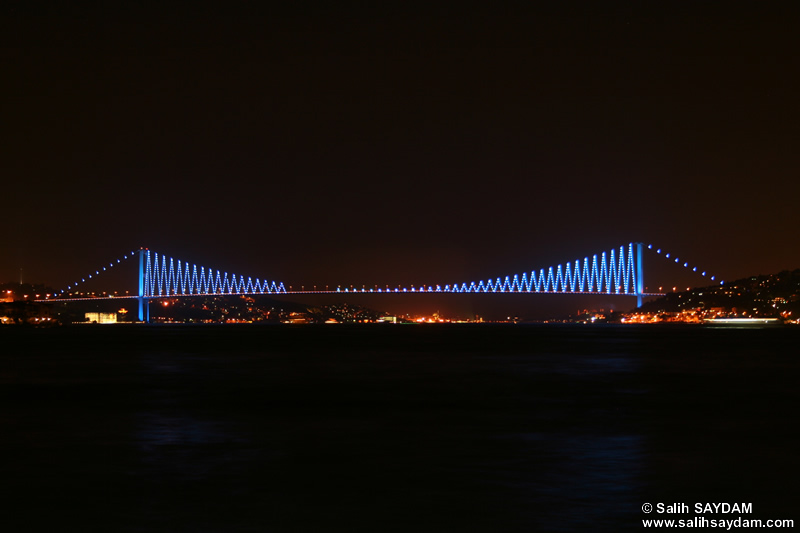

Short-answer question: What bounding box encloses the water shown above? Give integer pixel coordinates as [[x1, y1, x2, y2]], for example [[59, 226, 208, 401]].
[[1, 324, 798, 531]]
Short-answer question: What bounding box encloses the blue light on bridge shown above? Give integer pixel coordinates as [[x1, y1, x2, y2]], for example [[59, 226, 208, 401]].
[[142, 251, 286, 297], [50, 243, 725, 304], [434, 244, 639, 295]]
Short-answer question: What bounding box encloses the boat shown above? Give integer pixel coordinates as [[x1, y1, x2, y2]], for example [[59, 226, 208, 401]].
[[703, 317, 781, 327]]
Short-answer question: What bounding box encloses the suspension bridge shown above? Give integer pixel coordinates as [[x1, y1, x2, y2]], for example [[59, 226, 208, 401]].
[[39, 242, 723, 322]]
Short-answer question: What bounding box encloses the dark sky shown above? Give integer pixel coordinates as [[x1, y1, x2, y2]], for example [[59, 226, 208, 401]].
[[2, 4, 799, 314]]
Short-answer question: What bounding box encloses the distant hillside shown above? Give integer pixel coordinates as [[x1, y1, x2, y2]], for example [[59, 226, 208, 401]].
[[637, 269, 800, 318]]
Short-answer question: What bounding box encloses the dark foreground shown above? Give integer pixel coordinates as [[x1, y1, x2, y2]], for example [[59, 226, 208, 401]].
[[1, 324, 798, 531]]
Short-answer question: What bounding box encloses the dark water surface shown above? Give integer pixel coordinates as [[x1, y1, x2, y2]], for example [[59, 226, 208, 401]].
[[2, 324, 798, 531]]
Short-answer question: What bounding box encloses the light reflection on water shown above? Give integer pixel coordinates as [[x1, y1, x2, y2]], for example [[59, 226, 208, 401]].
[[135, 412, 252, 478], [2, 324, 797, 532], [512, 433, 644, 531], [126, 332, 649, 531]]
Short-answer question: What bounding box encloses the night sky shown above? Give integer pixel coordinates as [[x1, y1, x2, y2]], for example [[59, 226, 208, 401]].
[[3, 4, 799, 315]]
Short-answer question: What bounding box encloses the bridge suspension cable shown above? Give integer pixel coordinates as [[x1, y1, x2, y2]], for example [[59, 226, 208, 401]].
[[141, 249, 286, 297], [645, 244, 724, 284], [436, 243, 641, 295], [54, 250, 138, 296]]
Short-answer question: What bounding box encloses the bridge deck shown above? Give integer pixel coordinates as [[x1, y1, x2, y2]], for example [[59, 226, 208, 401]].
[[38, 291, 667, 302]]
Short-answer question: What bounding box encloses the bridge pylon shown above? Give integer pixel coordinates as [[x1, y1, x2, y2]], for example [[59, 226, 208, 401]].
[[138, 248, 149, 323], [635, 242, 644, 308]]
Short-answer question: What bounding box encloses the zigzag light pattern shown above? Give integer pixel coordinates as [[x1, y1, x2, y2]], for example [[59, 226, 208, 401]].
[[142, 250, 286, 297], [49, 242, 723, 302], [437, 244, 639, 294]]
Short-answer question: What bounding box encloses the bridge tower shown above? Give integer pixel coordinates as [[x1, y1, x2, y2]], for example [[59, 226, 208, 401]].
[[635, 242, 644, 308], [138, 249, 149, 323]]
